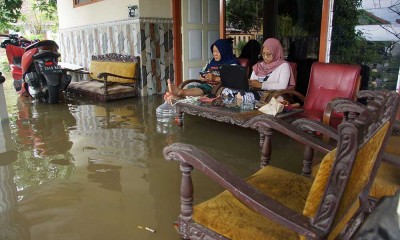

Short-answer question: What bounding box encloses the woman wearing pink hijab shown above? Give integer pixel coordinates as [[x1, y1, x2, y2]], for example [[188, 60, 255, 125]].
[[231, 38, 295, 103], [249, 38, 295, 97]]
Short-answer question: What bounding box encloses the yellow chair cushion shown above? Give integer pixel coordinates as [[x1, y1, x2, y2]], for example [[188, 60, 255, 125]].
[[192, 166, 314, 240], [306, 122, 389, 239], [369, 162, 400, 199], [89, 61, 137, 84]]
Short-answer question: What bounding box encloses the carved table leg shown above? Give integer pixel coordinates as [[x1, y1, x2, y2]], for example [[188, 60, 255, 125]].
[[302, 145, 314, 176], [179, 162, 194, 239], [175, 110, 184, 126], [260, 127, 272, 167]]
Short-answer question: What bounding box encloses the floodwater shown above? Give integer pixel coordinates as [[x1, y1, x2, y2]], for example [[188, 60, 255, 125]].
[[0, 71, 306, 240]]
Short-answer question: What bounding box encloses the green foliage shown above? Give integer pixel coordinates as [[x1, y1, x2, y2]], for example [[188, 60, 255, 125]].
[[330, 0, 363, 64], [227, 0, 263, 33], [32, 0, 57, 21], [0, 0, 23, 32], [236, 40, 247, 54]]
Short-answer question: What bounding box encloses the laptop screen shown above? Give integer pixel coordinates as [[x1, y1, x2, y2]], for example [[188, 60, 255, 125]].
[[219, 65, 249, 91]]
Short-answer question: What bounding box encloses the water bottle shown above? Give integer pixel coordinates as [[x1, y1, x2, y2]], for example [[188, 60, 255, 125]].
[[156, 101, 177, 134], [156, 101, 176, 123]]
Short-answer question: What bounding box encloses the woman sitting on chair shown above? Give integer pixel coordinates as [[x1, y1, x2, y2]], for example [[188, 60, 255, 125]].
[[165, 39, 238, 103], [231, 38, 295, 102]]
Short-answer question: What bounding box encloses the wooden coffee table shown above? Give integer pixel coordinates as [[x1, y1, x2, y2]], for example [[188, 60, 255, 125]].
[[174, 100, 303, 166]]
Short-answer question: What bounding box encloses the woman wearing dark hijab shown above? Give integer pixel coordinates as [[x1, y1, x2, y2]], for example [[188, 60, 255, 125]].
[[166, 39, 238, 102]]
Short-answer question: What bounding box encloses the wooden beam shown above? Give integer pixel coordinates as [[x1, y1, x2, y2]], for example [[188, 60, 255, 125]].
[[319, 0, 332, 63], [172, 0, 183, 86], [220, 0, 226, 39]]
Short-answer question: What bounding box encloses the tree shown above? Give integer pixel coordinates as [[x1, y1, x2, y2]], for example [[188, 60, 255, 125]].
[[226, 0, 263, 33], [330, 0, 363, 64], [0, 0, 23, 32], [32, 0, 57, 21], [20, 0, 58, 36]]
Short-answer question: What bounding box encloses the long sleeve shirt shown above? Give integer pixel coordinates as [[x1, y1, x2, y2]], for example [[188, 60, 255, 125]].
[[250, 62, 290, 90]]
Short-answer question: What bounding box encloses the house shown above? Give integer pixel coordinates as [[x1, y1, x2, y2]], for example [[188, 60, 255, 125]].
[[56, 0, 336, 97], [57, 0, 174, 96]]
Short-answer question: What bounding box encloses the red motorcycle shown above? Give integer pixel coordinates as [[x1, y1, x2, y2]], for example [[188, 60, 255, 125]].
[[1, 34, 71, 104], [1, 34, 31, 94]]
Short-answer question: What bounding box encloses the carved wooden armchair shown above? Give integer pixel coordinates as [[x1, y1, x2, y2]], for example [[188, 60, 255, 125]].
[[163, 90, 398, 240], [303, 90, 400, 204]]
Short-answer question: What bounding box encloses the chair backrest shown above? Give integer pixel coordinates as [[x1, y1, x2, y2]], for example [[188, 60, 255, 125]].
[[303, 91, 399, 238], [303, 62, 361, 113], [237, 57, 250, 78]]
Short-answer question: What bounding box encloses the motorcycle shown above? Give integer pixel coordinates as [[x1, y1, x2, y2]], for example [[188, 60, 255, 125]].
[[0, 34, 32, 94], [1, 34, 71, 104]]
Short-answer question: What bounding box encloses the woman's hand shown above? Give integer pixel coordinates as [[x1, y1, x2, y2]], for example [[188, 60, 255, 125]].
[[249, 79, 262, 89]]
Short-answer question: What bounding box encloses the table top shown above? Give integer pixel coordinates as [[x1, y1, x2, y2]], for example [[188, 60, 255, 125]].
[[175, 99, 303, 127]]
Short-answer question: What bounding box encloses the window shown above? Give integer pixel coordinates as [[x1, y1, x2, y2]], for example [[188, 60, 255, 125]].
[[74, 0, 102, 8]]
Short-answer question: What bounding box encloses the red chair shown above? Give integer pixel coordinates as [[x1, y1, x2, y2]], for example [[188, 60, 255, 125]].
[[265, 62, 361, 128], [237, 57, 250, 77]]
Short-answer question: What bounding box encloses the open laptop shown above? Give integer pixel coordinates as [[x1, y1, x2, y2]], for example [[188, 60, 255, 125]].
[[219, 64, 249, 91]]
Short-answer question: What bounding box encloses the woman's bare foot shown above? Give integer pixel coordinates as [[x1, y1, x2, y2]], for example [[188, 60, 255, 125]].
[[167, 79, 183, 97], [164, 91, 180, 105]]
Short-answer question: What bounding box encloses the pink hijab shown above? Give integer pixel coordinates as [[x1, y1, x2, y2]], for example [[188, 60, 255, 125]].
[[252, 38, 296, 88]]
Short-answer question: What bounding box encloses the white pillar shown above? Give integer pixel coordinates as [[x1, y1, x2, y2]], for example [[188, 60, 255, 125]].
[[0, 84, 8, 121]]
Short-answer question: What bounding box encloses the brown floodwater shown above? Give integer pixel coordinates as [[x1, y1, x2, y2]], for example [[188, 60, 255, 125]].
[[0, 71, 307, 240]]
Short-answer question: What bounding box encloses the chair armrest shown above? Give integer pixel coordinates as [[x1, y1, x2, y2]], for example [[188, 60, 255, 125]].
[[260, 89, 305, 104], [292, 118, 339, 143], [97, 72, 136, 81], [163, 143, 325, 239], [178, 79, 203, 89], [322, 98, 367, 126], [248, 115, 335, 154]]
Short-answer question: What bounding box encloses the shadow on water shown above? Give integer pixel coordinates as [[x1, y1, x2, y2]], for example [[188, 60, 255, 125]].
[[0, 75, 308, 239]]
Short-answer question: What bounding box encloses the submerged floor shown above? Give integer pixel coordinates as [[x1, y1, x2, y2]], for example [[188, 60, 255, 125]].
[[0, 75, 306, 240]]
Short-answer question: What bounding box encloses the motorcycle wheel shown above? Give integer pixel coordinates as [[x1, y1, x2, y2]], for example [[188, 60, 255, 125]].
[[47, 85, 60, 104]]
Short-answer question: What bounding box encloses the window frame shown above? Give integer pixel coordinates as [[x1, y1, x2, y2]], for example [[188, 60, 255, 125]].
[[73, 0, 103, 8]]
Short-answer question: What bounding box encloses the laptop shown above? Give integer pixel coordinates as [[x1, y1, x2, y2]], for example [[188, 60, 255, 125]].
[[219, 64, 249, 91]]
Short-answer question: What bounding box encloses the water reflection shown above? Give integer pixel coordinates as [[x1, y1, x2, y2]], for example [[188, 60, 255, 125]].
[[11, 97, 76, 191], [0, 119, 30, 240], [69, 101, 148, 166]]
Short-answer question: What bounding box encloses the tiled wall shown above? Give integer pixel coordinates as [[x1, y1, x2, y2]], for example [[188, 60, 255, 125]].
[[58, 18, 174, 96]]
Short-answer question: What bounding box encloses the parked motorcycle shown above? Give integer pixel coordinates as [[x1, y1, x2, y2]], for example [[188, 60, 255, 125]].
[[0, 34, 32, 93], [1, 34, 71, 104]]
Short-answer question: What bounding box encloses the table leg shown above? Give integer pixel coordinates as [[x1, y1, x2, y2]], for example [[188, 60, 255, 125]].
[[302, 146, 314, 176], [175, 111, 183, 126], [260, 128, 272, 167]]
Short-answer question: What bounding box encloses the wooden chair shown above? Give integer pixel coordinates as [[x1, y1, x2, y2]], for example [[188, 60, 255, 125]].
[[316, 91, 400, 204], [262, 62, 361, 128], [292, 90, 400, 211], [163, 90, 398, 240]]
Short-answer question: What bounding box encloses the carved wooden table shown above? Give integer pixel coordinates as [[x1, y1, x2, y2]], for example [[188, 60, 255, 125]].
[[174, 100, 303, 166]]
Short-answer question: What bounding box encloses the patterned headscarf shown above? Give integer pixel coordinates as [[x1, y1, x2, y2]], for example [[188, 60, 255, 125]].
[[205, 39, 238, 70], [252, 38, 295, 88]]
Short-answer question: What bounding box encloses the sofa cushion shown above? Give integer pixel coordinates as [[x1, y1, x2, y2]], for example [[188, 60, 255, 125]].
[[89, 61, 137, 84]]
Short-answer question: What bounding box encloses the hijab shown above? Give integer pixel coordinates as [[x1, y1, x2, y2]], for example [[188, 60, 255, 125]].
[[205, 39, 238, 70], [252, 38, 295, 88]]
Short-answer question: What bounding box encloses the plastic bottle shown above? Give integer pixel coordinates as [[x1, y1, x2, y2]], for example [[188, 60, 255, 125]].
[[156, 101, 176, 123]]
